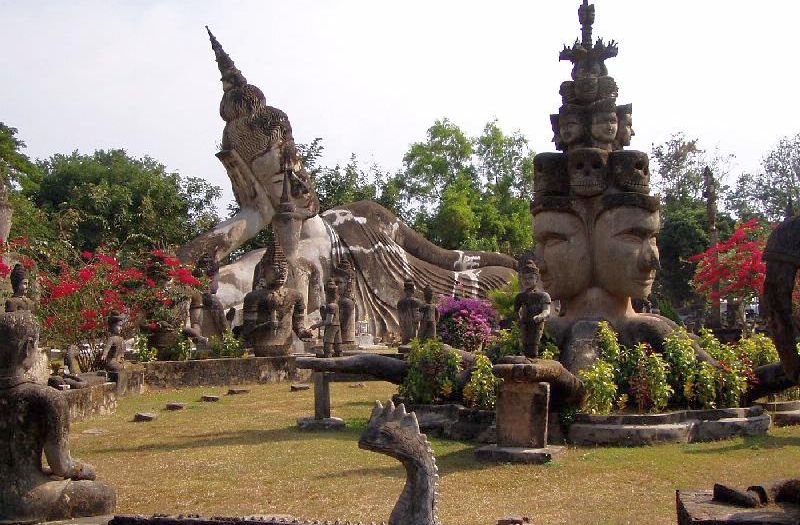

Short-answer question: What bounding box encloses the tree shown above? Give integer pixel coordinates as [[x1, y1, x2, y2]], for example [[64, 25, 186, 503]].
[[727, 133, 800, 222], [19, 149, 220, 252]]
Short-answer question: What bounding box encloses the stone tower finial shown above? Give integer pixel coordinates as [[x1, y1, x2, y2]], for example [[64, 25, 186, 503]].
[[206, 26, 247, 92], [578, 0, 595, 48]]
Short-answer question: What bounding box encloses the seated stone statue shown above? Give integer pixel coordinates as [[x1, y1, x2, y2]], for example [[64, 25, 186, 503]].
[[188, 253, 229, 344], [6, 263, 34, 313], [178, 29, 517, 340], [241, 240, 312, 356], [0, 311, 116, 522]]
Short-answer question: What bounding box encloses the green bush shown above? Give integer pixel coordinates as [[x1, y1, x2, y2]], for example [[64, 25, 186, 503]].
[[629, 344, 673, 412], [662, 327, 699, 405], [580, 359, 618, 415], [540, 340, 560, 361], [400, 338, 463, 404], [685, 362, 718, 409], [737, 333, 778, 368], [463, 351, 501, 410], [487, 275, 519, 320], [134, 336, 157, 363], [209, 330, 246, 359], [485, 327, 521, 363]]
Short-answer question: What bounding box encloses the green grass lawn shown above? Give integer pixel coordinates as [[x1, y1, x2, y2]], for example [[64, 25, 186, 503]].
[[69, 381, 800, 525]]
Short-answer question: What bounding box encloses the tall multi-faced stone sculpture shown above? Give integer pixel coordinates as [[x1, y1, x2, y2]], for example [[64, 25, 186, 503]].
[[179, 28, 517, 339], [0, 311, 116, 521], [532, 1, 712, 371]]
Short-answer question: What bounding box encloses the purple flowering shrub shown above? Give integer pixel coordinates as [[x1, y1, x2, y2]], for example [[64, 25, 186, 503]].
[[437, 296, 499, 352]]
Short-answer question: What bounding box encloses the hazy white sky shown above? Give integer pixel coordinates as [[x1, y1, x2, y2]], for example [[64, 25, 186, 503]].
[[2, 1, 798, 214]]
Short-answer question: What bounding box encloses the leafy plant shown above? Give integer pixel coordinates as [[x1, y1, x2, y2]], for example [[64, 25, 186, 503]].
[[437, 296, 498, 352], [209, 329, 246, 359], [400, 338, 463, 404], [462, 351, 501, 410], [579, 359, 617, 415], [629, 344, 673, 412], [662, 327, 699, 405], [134, 336, 157, 363], [737, 333, 779, 368], [484, 326, 521, 363]]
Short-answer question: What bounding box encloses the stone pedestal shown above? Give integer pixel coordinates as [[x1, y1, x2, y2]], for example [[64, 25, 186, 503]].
[[296, 372, 344, 430], [476, 362, 562, 463]]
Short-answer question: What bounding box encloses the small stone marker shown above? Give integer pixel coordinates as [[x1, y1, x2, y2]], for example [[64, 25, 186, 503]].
[[497, 518, 530, 525], [200, 395, 220, 402], [297, 416, 346, 430], [134, 412, 157, 422], [165, 402, 187, 411], [290, 383, 310, 392], [348, 383, 366, 389], [227, 388, 250, 395], [81, 428, 107, 435]]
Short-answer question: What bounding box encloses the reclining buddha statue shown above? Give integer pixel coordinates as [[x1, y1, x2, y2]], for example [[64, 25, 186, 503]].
[[179, 28, 516, 338]]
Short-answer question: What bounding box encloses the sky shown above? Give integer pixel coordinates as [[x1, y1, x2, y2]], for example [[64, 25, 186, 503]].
[[2, 0, 799, 215]]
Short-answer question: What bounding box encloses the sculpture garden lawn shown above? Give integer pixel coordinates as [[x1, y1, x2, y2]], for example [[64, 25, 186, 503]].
[[71, 381, 800, 525]]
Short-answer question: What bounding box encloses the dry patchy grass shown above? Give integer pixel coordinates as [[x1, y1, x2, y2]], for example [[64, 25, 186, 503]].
[[70, 381, 800, 525]]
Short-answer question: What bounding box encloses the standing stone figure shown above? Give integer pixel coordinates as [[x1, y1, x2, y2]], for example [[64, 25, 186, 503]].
[[241, 240, 313, 356], [397, 279, 423, 345], [0, 311, 116, 521], [101, 311, 126, 387], [188, 253, 229, 344], [417, 285, 439, 342], [514, 256, 551, 358], [335, 260, 356, 351], [6, 263, 34, 312], [311, 279, 342, 357]]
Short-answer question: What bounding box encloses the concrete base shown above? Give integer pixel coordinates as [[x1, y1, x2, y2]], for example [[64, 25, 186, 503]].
[[474, 444, 564, 464], [296, 416, 346, 430], [677, 490, 800, 525]]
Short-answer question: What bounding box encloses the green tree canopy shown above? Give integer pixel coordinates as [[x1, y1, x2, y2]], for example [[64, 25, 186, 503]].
[[17, 149, 220, 251]]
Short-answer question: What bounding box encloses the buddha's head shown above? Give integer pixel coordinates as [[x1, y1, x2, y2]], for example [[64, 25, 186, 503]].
[[10, 264, 28, 297]]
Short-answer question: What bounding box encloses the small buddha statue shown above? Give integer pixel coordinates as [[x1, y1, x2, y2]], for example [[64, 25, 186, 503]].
[[417, 285, 439, 342], [100, 311, 127, 390], [514, 256, 552, 358], [311, 279, 342, 357], [0, 311, 116, 521], [6, 263, 34, 312], [397, 279, 423, 345]]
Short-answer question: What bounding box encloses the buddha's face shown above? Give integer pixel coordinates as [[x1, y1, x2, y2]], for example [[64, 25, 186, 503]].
[[250, 142, 313, 212], [591, 112, 619, 144], [617, 113, 634, 147], [519, 271, 539, 292], [559, 114, 584, 146], [532, 211, 591, 300], [593, 206, 661, 300], [15, 278, 28, 296]]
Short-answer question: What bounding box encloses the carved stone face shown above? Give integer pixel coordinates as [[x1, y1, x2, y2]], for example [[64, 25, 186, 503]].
[[568, 148, 608, 197], [574, 77, 599, 102], [249, 143, 313, 212], [558, 113, 584, 147], [610, 151, 650, 193], [519, 271, 539, 292], [617, 112, 634, 147], [533, 153, 568, 196], [591, 112, 619, 144], [593, 206, 661, 300], [532, 211, 591, 300]]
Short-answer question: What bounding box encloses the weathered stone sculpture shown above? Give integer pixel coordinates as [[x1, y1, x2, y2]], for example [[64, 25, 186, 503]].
[[0, 311, 116, 521], [310, 279, 342, 357], [241, 239, 312, 356], [178, 28, 516, 339], [397, 279, 424, 345], [6, 263, 34, 312], [418, 285, 439, 342], [533, 0, 713, 371], [188, 252, 228, 343], [333, 260, 356, 350], [514, 254, 551, 358], [101, 311, 127, 391]]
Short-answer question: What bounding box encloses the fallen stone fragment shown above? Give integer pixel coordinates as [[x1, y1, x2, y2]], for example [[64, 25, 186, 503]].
[[200, 395, 220, 402], [497, 517, 530, 525], [165, 402, 187, 411], [227, 388, 250, 395], [348, 383, 366, 389], [81, 428, 107, 435], [134, 412, 158, 422], [290, 383, 310, 392]]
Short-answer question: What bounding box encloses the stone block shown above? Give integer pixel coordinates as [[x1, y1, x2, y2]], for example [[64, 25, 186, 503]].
[[227, 388, 250, 395], [475, 444, 564, 464], [134, 412, 157, 422], [496, 381, 550, 448], [676, 489, 800, 525], [290, 383, 310, 392], [296, 416, 346, 430], [165, 402, 187, 411], [200, 395, 220, 402]]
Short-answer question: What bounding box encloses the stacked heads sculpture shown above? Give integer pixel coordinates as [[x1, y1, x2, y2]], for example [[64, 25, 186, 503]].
[[533, 1, 673, 364]]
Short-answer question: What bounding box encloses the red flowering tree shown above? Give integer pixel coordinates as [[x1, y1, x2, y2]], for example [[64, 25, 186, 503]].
[[689, 218, 769, 331]]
